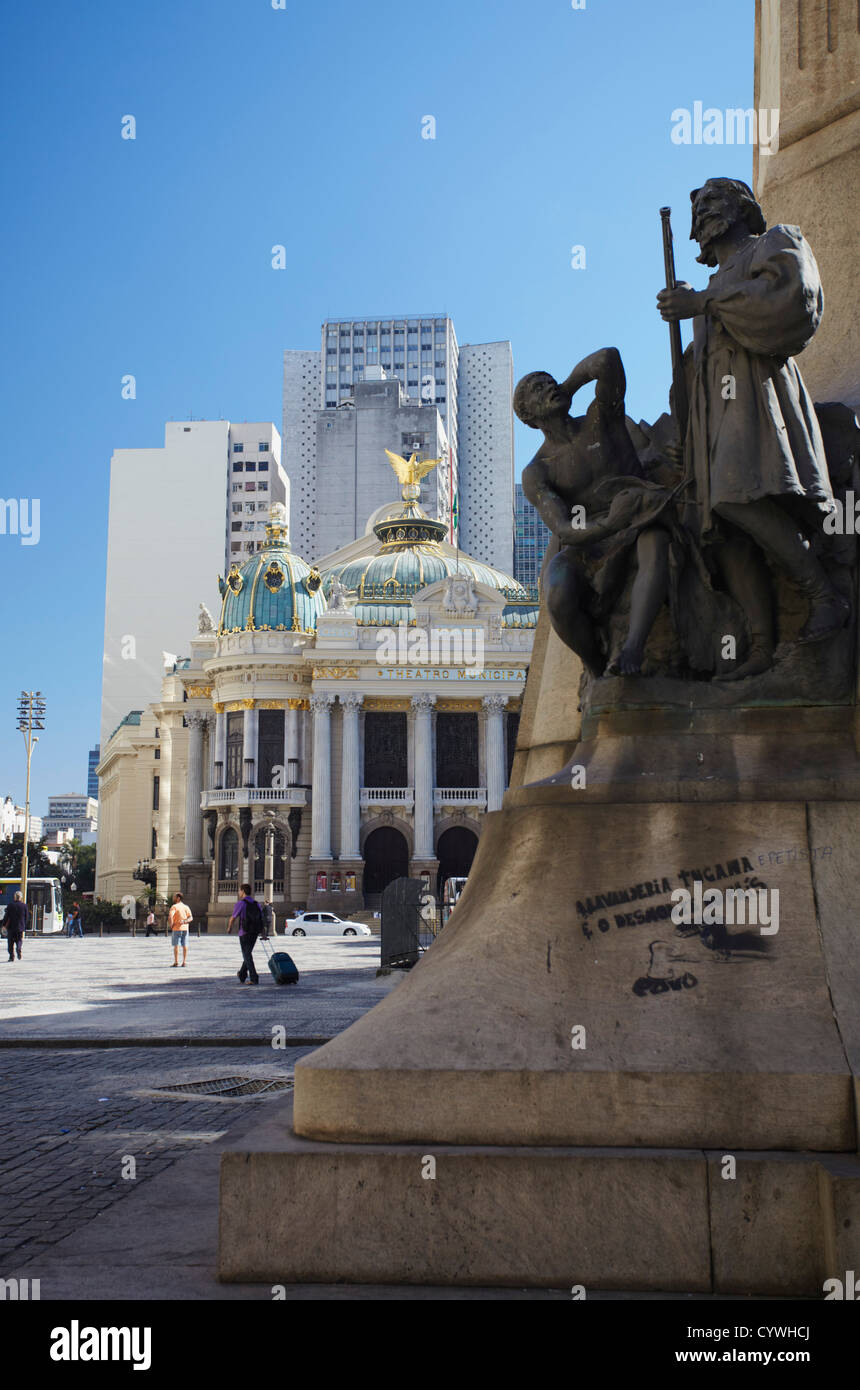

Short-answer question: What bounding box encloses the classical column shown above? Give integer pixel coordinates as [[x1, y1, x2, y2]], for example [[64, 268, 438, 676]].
[[310, 693, 335, 859], [483, 694, 508, 812], [411, 692, 436, 860], [339, 693, 364, 860], [242, 701, 257, 787], [183, 713, 208, 862], [213, 704, 226, 789], [155, 721, 173, 900], [285, 701, 301, 786]]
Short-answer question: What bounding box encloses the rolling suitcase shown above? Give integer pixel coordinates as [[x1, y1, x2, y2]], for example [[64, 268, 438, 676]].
[[262, 936, 299, 986]]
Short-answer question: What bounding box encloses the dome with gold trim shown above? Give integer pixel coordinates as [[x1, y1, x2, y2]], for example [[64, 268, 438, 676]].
[[217, 504, 327, 635], [320, 452, 539, 628]]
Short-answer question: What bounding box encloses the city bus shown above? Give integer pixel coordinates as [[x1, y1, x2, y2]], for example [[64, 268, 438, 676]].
[[0, 878, 65, 934]]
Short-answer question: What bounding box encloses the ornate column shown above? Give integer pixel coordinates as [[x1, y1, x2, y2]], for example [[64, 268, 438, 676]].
[[213, 703, 226, 789], [483, 694, 508, 812], [242, 700, 257, 787], [411, 692, 436, 862], [285, 700, 302, 786], [339, 693, 364, 861], [183, 713, 208, 862], [155, 721, 173, 901], [310, 693, 335, 860]]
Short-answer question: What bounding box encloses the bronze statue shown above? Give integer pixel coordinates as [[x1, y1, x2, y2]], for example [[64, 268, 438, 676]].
[[657, 177, 849, 678], [516, 348, 678, 676]]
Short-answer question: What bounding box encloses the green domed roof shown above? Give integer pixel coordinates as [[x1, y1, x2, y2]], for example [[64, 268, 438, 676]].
[[217, 508, 326, 635], [320, 489, 536, 628]]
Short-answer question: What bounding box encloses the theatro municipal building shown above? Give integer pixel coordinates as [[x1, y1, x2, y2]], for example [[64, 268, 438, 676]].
[[96, 457, 538, 927]]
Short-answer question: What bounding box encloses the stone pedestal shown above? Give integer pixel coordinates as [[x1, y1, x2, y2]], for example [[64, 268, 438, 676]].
[[178, 863, 210, 923], [219, 690, 860, 1291]]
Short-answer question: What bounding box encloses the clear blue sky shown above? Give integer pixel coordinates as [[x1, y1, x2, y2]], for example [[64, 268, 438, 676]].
[[0, 0, 755, 811]]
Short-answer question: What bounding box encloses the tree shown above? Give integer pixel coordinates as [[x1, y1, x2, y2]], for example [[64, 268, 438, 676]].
[[0, 834, 60, 880]]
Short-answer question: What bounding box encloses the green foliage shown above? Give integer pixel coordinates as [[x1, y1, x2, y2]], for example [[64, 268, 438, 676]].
[[79, 899, 125, 929], [0, 835, 60, 880]]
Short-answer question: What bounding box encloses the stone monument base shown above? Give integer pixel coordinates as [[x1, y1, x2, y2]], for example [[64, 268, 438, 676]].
[[218, 1098, 860, 1293], [218, 698, 860, 1291]]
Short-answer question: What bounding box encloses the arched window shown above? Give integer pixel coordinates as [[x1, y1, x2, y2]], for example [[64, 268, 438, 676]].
[[219, 828, 239, 882]]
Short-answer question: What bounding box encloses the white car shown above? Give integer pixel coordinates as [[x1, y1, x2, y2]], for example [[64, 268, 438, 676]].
[[286, 912, 372, 938]]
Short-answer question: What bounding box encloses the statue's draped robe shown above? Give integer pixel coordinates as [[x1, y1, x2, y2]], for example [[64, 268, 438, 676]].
[[687, 224, 834, 535]]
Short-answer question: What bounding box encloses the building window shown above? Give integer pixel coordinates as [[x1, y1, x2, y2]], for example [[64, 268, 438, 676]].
[[258, 482, 268, 492], [151, 828, 157, 859], [233, 462, 244, 472], [154, 747, 160, 759], [233, 443, 244, 454], [245, 461, 256, 471], [231, 521, 242, 532], [232, 483, 242, 494], [231, 542, 241, 553], [152, 776, 160, 811], [245, 482, 256, 491], [258, 442, 268, 452], [258, 461, 268, 472], [245, 502, 255, 513]]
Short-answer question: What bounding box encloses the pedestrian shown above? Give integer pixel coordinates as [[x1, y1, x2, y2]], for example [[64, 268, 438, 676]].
[[167, 892, 193, 968], [65, 903, 84, 938], [261, 897, 275, 938], [229, 883, 265, 985], [144, 907, 158, 937], [3, 891, 28, 961]]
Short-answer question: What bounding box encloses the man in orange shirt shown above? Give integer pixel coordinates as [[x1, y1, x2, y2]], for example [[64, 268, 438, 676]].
[[168, 892, 193, 968]]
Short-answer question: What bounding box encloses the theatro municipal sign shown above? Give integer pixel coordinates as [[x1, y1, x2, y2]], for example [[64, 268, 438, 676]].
[[376, 667, 526, 681]]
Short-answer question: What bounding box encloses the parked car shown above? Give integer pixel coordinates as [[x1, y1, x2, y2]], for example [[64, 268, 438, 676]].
[[285, 912, 372, 938]]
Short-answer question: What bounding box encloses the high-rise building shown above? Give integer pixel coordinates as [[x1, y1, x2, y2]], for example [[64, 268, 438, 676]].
[[100, 420, 288, 750], [514, 482, 551, 589], [458, 342, 515, 574], [282, 314, 514, 571], [43, 795, 98, 842], [312, 373, 449, 563], [87, 745, 100, 800]]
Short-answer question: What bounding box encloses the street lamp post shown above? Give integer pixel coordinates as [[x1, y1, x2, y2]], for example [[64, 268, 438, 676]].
[[16, 690, 45, 908]]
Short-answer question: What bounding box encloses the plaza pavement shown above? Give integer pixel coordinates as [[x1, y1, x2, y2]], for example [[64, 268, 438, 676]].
[[0, 937, 719, 1300]]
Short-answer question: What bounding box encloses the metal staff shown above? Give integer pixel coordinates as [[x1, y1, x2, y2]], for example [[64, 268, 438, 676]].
[[659, 206, 689, 442]]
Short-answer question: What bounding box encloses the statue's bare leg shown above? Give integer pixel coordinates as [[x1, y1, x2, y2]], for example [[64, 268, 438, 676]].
[[716, 499, 849, 646], [606, 527, 670, 676], [545, 548, 603, 676], [712, 532, 775, 681]]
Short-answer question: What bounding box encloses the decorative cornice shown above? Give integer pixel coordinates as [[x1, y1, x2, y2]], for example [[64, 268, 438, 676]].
[[410, 692, 437, 711], [312, 667, 359, 680], [310, 693, 337, 713], [481, 694, 509, 713], [286, 698, 310, 710], [339, 692, 365, 711], [258, 700, 285, 710], [185, 684, 213, 699], [213, 702, 225, 713]]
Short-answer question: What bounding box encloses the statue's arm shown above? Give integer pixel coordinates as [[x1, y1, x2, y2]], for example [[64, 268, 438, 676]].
[[558, 347, 626, 413], [523, 456, 610, 547]]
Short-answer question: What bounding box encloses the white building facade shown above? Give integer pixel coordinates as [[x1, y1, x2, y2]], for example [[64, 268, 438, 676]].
[[100, 419, 288, 750]]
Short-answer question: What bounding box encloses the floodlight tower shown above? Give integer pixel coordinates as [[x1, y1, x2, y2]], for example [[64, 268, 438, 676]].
[[16, 690, 45, 902]]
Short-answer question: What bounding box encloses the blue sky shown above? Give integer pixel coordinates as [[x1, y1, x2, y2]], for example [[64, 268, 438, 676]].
[[0, 0, 754, 810]]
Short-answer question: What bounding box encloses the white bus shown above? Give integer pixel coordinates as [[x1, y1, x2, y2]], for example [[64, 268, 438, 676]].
[[0, 878, 65, 934]]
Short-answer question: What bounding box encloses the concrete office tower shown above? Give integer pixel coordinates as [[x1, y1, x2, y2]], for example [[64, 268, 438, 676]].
[[100, 420, 287, 751], [513, 482, 551, 589], [458, 341, 515, 575], [282, 349, 322, 559], [43, 795, 99, 842], [87, 745, 100, 800], [283, 314, 514, 567], [313, 374, 449, 562], [754, 0, 860, 412]]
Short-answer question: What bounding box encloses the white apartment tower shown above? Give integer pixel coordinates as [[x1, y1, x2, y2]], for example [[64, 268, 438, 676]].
[[100, 420, 288, 750], [282, 314, 514, 572]]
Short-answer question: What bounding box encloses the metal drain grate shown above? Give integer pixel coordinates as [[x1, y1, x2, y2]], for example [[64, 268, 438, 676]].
[[154, 1076, 294, 1098]]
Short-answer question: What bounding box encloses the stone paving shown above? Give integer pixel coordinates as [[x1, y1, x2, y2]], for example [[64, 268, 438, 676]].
[[0, 1045, 313, 1271], [0, 933, 395, 1041], [0, 935, 402, 1295]]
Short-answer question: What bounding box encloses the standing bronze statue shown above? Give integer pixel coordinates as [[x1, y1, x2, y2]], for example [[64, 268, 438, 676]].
[[657, 177, 849, 677]]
